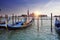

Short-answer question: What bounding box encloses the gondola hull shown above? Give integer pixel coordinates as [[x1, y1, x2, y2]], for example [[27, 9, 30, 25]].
[[0, 18, 34, 30], [55, 19, 60, 34], [0, 18, 27, 29], [7, 19, 34, 30]]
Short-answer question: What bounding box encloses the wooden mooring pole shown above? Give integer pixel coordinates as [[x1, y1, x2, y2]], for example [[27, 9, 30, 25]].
[[5, 15, 8, 30], [6, 18, 8, 30], [37, 17, 39, 30], [41, 16, 43, 26], [18, 16, 19, 22], [15, 15, 16, 23], [51, 13, 53, 32], [12, 14, 14, 24]]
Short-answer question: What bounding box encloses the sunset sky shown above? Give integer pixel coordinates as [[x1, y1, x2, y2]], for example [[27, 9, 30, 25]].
[[0, 0, 60, 16]]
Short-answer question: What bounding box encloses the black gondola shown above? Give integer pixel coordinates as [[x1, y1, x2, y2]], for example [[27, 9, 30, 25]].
[[8, 18, 34, 30], [55, 18, 60, 34]]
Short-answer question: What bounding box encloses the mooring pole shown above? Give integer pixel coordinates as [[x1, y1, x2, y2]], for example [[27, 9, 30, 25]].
[[37, 16, 39, 30], [0, 9, 1, 24], [12, 14, 14, 24], [18, 16, 19, 22], [51, 13, 53, 32], [15, 15, 16, 23], [41, 16, 42, 26], [6, 18, 8, 30], [5, 15, 8, 30]]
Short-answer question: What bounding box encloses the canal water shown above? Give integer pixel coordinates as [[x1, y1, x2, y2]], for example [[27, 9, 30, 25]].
[[0, 17, 60, 40]]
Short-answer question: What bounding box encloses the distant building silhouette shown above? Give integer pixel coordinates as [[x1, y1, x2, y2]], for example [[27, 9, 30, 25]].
[[39, 15, 47, 17], [54, 15, 60, 17]]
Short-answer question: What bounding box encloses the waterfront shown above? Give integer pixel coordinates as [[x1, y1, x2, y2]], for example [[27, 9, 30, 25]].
[[0, 17, 59, 40]]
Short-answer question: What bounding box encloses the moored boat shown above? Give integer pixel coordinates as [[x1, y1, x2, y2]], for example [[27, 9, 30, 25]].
[[0, 17, 34, 30], [55, 18, 60, 34], [7, 18, 27, 29], [7, 18, 34, 30]]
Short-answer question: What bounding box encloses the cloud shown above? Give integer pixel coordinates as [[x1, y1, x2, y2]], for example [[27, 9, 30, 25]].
[[41, 0, 60, 16]]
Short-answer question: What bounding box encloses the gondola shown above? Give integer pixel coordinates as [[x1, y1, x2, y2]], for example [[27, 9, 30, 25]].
[[0, 17, 34, 30], [7, 18, 27, 29], [55, 18, 60, 34], [0, 17, 26, 28], [7, 18, 34, 30]]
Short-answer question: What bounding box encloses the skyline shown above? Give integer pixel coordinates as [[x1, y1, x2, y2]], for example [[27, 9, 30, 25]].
[[0, 0, 60, 16]]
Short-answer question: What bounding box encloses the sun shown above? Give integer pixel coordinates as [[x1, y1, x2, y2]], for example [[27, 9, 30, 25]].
[[34, 11, 40, 17]]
